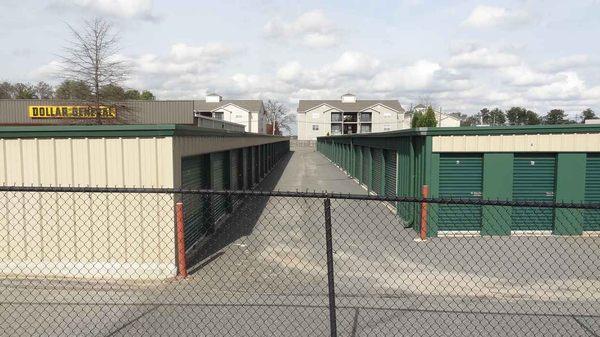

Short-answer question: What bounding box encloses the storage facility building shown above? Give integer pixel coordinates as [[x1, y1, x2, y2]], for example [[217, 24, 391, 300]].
[[317, 125, 600, 237], [0, 125, 289, 279]]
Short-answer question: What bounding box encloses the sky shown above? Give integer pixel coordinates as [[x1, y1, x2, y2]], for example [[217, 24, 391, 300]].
[[1, 0, 600, 124]]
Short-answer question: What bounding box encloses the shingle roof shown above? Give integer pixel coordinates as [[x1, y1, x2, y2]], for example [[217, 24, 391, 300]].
[[297, 100, 403, 113], [193, 100, 264, 113]]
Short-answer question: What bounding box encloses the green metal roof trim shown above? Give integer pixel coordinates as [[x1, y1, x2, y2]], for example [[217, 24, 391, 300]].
[[318, 124, 600, 140], [0, 124, 289, 139]]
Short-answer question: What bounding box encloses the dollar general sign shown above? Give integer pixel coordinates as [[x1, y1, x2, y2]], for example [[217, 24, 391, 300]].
[[28, 106, 117, 119]]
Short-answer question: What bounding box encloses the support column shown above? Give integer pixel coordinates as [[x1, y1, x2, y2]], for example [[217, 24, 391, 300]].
[[554, 153, 586, 235], [481, 153, 513, 236]]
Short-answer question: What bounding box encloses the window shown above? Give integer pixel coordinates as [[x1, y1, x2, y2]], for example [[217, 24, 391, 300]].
[[331, 112, 342, 122], [360, 124, 371, 133], [331, 124, 342, 135], [360, 112, 372, 122], [312, 125, 319, 130], [343, 112, 357, 122], [235, 114, 242, 119], [213, 112, 224, 120], [384, 124, 391, 131], [312, 112, 319, 119]]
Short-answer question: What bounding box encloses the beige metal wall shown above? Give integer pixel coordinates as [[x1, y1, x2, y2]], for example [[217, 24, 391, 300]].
[[0, 136, 177, 279], [432, 133, 600, 152]]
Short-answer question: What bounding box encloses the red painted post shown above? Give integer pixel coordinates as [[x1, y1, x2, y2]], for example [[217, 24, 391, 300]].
[[420, 185, 429, 241], [175, 202, 188, 278]]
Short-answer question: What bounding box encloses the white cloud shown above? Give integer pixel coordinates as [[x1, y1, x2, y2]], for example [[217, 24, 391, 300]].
[[264, 10, 338, 48], [500, 65, 556, 86], [52, 0, 158, 21], [448, 47, 520, 68], [540, 54, 593, 72], [371, 60, 442, 92], [463, 5, 531, 29], [330, 52, 380, 77], [303, 33, 337, 48], [277, 62, 303, 81], [528, 72, 587, 100], [29, 60, 63, 83]]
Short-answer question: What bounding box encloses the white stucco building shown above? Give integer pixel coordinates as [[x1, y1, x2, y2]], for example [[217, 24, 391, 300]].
[[194, 93, 266, 133], [297, 94, 408, 140]]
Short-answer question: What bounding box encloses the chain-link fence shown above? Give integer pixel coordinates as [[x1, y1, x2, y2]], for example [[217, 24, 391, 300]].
[[0, 186, 599, 336]]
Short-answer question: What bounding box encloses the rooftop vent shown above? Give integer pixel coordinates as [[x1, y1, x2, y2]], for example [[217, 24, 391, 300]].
[[341, 93, 356, 103], [206, 93, 222, 103]]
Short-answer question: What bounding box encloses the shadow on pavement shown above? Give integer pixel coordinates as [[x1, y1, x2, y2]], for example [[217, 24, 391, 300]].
[[186, 151, 294, 274]]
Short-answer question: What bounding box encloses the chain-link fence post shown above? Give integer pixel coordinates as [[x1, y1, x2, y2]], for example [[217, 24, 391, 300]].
[[176, 201, 188, 278], [323, 197, 338, 337], [420, 185, 429, 241]]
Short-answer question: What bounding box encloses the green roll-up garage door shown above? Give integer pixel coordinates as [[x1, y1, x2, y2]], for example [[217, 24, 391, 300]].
[[354, 146, 362, 180], [211, 151, 229, 223], [372, 148, 383, 195], [438, 154, 483, 231], [512, 154, 556, 231], [229, 149, 243, 208], [243, 148, 250, 189], [362, 147, 370, 187], [230, 150, 240, 190], [384, 149, 397, 205], [345, 144, 350, 171], [342, 144, 347, 171], [584, 154, 600, 230], [181, 155, 210, 248], [253, 146, 259, 183]]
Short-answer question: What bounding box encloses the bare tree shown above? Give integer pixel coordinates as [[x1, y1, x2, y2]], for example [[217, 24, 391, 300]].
[[59, 18, 130, 124], [264, 100, 295, 135], [34, 81, 54, 99]]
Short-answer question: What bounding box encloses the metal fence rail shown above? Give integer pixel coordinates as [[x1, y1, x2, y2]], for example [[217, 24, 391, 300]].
[[0, 186, 599, 336]]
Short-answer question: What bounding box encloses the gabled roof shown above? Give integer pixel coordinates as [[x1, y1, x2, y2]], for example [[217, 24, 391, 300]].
[[298, 100, 403, 113], [193, 100, 264, 113]]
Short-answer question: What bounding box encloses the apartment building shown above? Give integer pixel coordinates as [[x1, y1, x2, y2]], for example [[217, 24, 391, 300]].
[[297, 94, 407, 140]]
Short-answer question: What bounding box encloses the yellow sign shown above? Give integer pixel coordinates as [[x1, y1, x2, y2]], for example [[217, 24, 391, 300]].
[[28, 106, 117, 119]]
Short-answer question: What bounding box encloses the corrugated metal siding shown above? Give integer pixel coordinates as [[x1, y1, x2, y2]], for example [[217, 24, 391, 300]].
[[210, 152, 229, 224], [584, 154, 600, 230], [253, 146, 259, 184], [242, 148, 250, 189], [372, 148, 383, 195], [0, 136, 176, 279], [0, 137, 174, 187], [384, 149, 397, 205], [181, 155, 211, 248], [354, 146, 362, 180], [512, 154, 556, 231], [397, 138, 413, 225], [172, 136, 289, 187], [438, 154, 483, 231], [0, 99, 194, 124], [362, 147, 370, 187], [229, 149, 242, 209], [433, 134, 600, 153]]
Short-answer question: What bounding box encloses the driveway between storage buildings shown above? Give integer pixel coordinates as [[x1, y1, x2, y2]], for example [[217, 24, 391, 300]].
[[3, 147, 599, 336]]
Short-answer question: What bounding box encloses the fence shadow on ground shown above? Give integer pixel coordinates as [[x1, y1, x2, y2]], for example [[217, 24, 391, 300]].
[[186, 151, 295, 274]]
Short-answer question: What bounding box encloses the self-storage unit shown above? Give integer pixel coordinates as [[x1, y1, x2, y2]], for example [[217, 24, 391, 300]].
[[0, 125, 289, 279], [317, 124, 600, 237]]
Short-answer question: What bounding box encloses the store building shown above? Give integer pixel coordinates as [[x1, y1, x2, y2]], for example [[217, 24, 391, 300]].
[[0, 96, 267, 133]]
